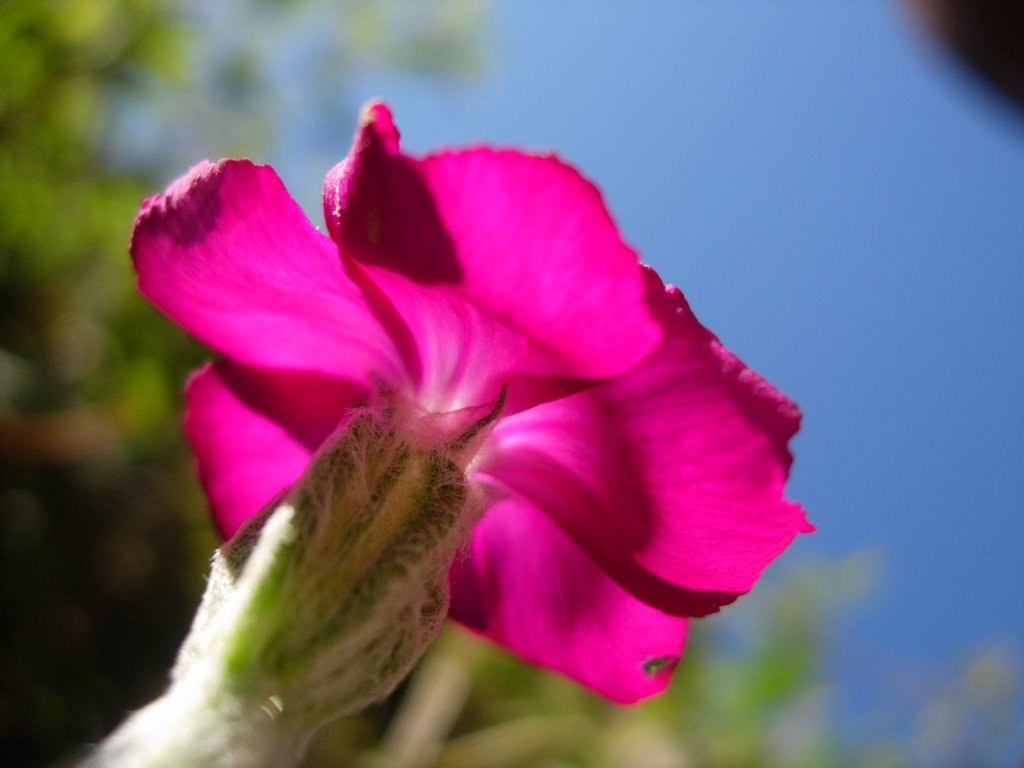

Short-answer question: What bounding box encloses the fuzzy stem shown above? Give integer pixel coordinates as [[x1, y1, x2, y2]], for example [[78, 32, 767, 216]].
[[80, 666, 311, 768], [82, 395, 503, 768]]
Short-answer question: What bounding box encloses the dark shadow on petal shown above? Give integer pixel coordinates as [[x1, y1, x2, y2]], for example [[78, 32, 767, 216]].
[[133, 160, 228, 247], [338, 254, 425, 390], [332, 128, 463, 284], [502, 372, 595, 417], [485, 443, 742, 619], [213, 361, 369, 452], [448, 555, 490, 630]]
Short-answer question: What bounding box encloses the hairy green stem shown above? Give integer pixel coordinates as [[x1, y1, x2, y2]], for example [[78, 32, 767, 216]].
[[82, 395, 502, 768]]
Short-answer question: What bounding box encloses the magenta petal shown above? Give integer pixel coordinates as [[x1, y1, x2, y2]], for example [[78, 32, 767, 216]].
[[323, 103, 663, 381], [477, 281, 812, 617], [449, 497, 688, 703], [356, 268, 537, 413], [143, 102, 809, 704], [185, 362, 365, 538], [133, 159, 406, 386]]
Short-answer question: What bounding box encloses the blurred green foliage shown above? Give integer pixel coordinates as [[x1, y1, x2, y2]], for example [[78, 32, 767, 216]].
[[0, 1, 1020, 767], [0, 3, 212, 766], [305, 556, 1021, 768], [0, 1, 488, 765]]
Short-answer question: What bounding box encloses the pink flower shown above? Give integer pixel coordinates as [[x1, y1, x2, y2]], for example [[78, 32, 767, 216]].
[[131, 102, 811, 703]]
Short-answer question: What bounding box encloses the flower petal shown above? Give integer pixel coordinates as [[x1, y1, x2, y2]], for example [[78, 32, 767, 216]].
[[359, 268, 542, 414], [476, 279, 812, 617], [133, 158, 406, 386], [449, 496, 688, 703], [185, 362, 365, 538], [323, 102, 663, 381]]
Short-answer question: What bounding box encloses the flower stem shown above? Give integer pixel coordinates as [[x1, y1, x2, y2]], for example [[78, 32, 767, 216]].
[[81, 668, 312, 768], [82, 396, 503, 768]]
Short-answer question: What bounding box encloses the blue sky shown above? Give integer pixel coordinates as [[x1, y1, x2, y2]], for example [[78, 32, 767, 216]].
[[328, 0, 1024, 717]]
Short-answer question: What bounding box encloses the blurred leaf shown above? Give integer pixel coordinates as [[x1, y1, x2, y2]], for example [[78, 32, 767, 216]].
[[0, 1, 489, 765]]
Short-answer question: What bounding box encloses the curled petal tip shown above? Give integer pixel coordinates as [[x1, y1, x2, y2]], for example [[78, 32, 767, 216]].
[[323, 100, 404, 246], [358, 100, 400, 153]]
